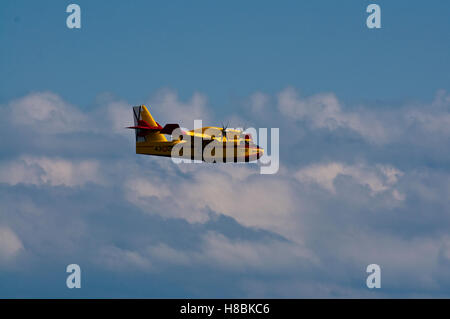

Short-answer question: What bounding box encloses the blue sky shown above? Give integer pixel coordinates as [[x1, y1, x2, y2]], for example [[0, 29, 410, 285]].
[[0, 0, 450, 298], [1, 0, 449, 108]]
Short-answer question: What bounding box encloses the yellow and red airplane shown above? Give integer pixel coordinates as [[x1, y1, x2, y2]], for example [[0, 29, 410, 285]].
[[127, 105, 263, 162]]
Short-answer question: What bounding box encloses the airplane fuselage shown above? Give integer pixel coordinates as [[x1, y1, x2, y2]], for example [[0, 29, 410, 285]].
[[136, 139, 262, 163]]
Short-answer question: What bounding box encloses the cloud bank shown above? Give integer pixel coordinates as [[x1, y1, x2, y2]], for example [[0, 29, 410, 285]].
[[0, 88, 449, 297]]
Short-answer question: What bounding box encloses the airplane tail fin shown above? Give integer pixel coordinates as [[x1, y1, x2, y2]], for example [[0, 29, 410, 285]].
[[131, 105, 167, 142], [138, 105, 158, 128]]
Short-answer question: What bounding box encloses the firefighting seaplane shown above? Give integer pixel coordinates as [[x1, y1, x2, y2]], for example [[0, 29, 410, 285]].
[[127, 105, 263, 163]]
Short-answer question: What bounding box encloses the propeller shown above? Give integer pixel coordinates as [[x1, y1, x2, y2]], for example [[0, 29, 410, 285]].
[[234, 122, 250, 141], [239, 123, 255, 143], [221, 122, 229, 141]]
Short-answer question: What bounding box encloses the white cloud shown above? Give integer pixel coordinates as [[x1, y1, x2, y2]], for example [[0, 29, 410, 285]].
[[6, 91, 137, 138], [103, 100, 134, 135], [0, 227, 24, 261], [406, 90, 450, 136], [146, 243, 191, 265], [145, 231, 317, 272], [277, 87, 389, 143], [0, 156, 103, 187], [277, 88, 450, 145], [96, 246, 152, 271], [296, 161, 404, 198], [198, 232, 316, 271], [124, 164, 302, 240], [148, 89, 212, 128], [295, 162, 345, 193], [9, 92, 88, 133], [2, 89, 450, 297], [333, 232, 446, 290], [392, 189, 406, 201], [124, 175, 209, 223], [249, 92, 270, 115], [6, 88, 449, 149], [125, 178, 171, 200]]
